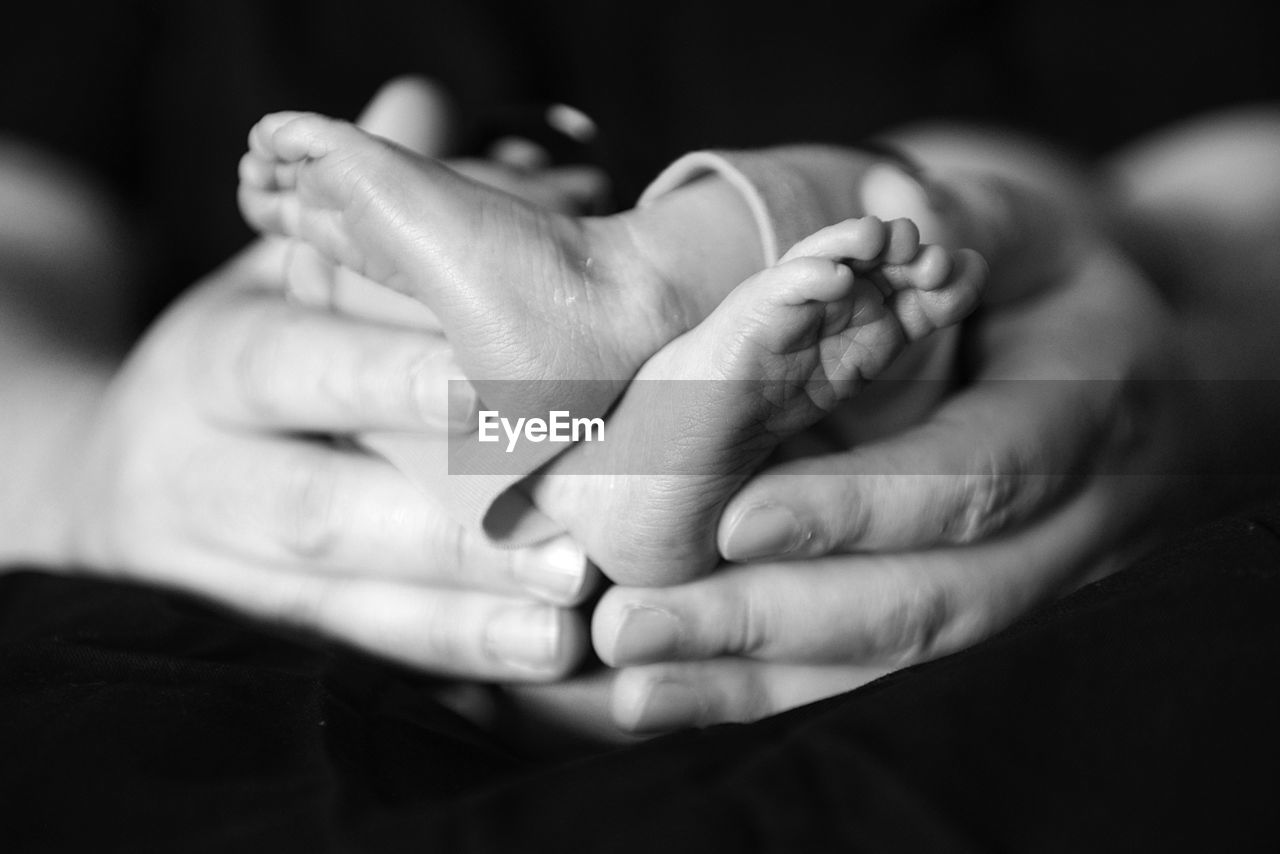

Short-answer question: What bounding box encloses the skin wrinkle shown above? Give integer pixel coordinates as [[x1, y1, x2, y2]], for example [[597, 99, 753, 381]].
[[240, 110, 984, 592]]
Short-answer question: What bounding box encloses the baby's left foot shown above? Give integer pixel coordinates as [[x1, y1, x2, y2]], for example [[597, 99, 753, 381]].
[[532, 217, 986, 585]]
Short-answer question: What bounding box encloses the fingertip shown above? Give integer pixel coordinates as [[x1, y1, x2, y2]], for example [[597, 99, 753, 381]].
[[554, 607, 590, 676], [593, 592, 685, 667], [488, 136, 552, 171], [717, 500, 814, 563], [484, 604, 587, 681], [611, 669, 705, 734], [358, 75, 455, 157], [514, 535, 599, 606]]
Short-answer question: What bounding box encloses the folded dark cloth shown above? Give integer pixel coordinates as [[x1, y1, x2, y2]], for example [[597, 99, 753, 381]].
[[4, 501, 1280, 852]]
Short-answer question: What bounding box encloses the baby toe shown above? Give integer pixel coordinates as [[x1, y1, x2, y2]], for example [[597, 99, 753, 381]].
[[893, 248, 987, 340], [237, 151, 275, 191], [882, 217, 922, 265], [881, 242, 953, 292], [781, 216, 889, 266]]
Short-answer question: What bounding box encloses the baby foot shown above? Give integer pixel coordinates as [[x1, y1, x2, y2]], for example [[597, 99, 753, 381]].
[[531, 216, 986, 585], [238, 111, 689, 419]]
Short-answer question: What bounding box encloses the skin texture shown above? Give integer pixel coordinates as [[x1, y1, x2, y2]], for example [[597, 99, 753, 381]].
[[568, 118, 1280, 734], [236, 126, 985, 585], [3, 79, 600, 680], [230, 88, 1204, 738], [528, 221, 984, 586]]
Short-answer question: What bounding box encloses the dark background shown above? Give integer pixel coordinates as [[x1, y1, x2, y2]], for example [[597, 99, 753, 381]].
[[4, 0, 1278, 325]]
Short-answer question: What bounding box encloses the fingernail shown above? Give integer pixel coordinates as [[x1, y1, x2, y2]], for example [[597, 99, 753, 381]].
[[611, 605, 682, 665], [516, 535, 589, 603], [631, 680, 704, 733], [721, 505, 808, 562], [446, 377, 480, 433], [485, 606, 561, 672]]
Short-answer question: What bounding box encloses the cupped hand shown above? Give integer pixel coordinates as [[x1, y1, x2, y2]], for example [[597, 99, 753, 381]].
[[64, 77, 596, 680], [588, 224, 1193, 730]]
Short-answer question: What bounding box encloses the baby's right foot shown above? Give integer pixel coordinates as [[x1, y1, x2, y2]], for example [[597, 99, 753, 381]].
[[237, 111, 707, 419], [531, 217, 986, 585]]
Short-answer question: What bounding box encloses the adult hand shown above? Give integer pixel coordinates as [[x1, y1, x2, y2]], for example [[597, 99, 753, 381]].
[[65, 78, 595, 679], [535, 121, 1214, 728], [585, 228, 1188, 728]]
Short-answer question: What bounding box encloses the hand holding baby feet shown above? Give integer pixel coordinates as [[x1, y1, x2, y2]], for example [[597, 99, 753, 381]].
[[530, 216, 986, 586]]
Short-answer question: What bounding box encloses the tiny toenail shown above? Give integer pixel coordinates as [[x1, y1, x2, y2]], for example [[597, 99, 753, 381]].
[[912, 244, 953, 290], [722, 505, 808, 562], [485, 606, 561, 672], [516, 535, 590, 603], [612, 605, 683, 665], [631, 679, 706, 732]]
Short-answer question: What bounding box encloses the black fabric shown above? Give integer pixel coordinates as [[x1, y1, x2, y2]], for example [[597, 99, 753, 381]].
[[4, 502, 1280, 851], [0, 571, 528, 851], [4, 0, 1279, 328]]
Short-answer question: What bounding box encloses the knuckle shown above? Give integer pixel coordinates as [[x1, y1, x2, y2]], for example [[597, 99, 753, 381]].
[[867, 576, 954, 666], [938, 451, 1025, 544], [276, 451, 341, 559], [437, 522, 472, 583], [729, 583, 777, 658], [230, 313, 294, 420], [827, 474, 873, 550]]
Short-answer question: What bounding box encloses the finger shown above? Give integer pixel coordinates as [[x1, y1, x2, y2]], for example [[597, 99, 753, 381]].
[[611, 660, 884, 732], [356, 74, 455, 158], [172, 432, 595, 604], [858, 161, 953, 246], [151, 549, 587, 680], [717, 378, 1099, 560], [190, 290, 478, 434], [600, 479, 1128, 670], [283, 241, 443, 332], [487, 136, 552, 171], [719, 240, 1148, 561], [501, 669, 640, 747]]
